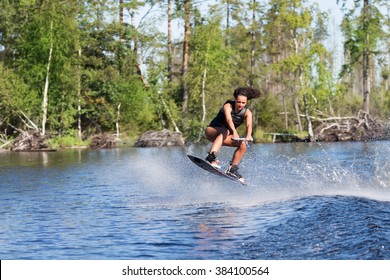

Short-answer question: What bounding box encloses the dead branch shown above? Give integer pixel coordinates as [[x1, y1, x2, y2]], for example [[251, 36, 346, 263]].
[[90, 134, 117, 149], [311, 110, 386, 142], [6, 122, 25, 134], [11, 130, 49, 151], [19, 110, 39, 131], [0, 140, 13, 150]]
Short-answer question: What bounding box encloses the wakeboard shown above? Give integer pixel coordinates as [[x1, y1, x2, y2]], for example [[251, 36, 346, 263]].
[[187, 154, 247, 185]]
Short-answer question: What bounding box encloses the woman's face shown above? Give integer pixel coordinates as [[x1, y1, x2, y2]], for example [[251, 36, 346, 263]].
[[235, 95, 247, 112]]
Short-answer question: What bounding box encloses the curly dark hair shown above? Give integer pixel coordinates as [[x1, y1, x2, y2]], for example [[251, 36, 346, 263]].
[[233, 87, 262, 100]]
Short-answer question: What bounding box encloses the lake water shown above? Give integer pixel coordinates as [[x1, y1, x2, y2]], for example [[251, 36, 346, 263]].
[[0, 141, 389, 260]]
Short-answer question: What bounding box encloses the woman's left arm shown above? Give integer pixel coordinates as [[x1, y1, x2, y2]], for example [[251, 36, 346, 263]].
[[245, 109, 253, 141]]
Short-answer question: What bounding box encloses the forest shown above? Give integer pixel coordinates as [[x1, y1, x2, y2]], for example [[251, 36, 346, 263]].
[[0, 0, 389, 149]]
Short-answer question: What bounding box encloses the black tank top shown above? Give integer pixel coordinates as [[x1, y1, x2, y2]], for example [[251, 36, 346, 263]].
[[209, 100, 247, 131]]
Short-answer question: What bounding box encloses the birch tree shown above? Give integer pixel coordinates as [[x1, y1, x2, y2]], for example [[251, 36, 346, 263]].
[[41, 20, 53, 136], [186, 11, 234, 140]]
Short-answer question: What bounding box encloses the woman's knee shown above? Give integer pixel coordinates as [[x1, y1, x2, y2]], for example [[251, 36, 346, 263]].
[[239, 141, 247, 151]]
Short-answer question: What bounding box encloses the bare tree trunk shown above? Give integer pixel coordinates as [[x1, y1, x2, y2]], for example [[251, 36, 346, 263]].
[[225, 0, 230, 46], [129, 10, 148, 87], [160, 93, 180, 133], [293, 96, 302, 132], [42, 20, 53, 136], [247, 0, 258, 129], [290, 28, 303, 133], [167, 0, 173, 82], [182, 0, 191, 113], [363, 49, 370, 113], [249, 0, 256, 87], [362, 0, 370, 113], [77, 48, 82, 140], [386, 51, 390, 91], [283, 94, 288, 129], [119, 0, 124, 43], [116, 103, 121, 139], [197, 67, 207, 142], [303, 94, 314, 140]]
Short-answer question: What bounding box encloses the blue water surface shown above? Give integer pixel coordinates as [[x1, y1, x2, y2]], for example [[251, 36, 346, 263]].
[[0, 141, 389, 259]]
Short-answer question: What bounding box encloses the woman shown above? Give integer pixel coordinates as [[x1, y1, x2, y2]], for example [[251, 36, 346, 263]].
[[205, 87, 261, 181]]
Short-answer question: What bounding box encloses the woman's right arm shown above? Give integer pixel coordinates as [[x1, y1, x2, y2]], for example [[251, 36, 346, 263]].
[[223, 103, 239, 139]]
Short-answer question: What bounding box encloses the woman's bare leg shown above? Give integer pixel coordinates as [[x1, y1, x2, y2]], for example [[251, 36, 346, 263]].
[[205, 127, 229, 154], [231, 141, 247, 166], [205, 127, 248, 166]]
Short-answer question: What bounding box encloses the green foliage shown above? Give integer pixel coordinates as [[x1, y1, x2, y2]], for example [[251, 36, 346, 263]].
[[382, 90, 390, 118], [334, 93, 362, 116], [0, 63, 40, 130], [49, 132, 89, 148], [370, 88, 390, 118], [184, 12, 235, 140], [255, 94, 285, 130], [262, 0, 336, 136], [0, 0, 389, 145], [340, 0, 385, 76]]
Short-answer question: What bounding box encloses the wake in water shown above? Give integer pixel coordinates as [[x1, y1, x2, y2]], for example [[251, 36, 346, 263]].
[[2, 144, 389, 260], [131, 142, 390, 208], [245, 142, 390, 204]]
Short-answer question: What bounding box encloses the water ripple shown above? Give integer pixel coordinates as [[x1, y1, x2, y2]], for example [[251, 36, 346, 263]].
[[1, 143, 390, 259]]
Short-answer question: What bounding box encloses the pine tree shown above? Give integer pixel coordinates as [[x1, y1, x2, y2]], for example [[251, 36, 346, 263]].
[[338, 0, 387, 114]]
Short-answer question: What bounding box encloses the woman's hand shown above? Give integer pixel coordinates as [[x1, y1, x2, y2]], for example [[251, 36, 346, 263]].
[[232, 131, 240, 140]]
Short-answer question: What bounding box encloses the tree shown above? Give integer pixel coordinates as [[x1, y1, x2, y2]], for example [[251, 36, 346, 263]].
[[218, 0, 241, 46], [263, 0, 333, 140], [1, 0, 388, 143], [263, 0, 308, 131], [167, 0, 174, 82], [181, 0, 191, 113], [186, 11, 234, 141], [338, 0, 387, 114], [0, 63, 39, 134], [2, 0, 80, 136]]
